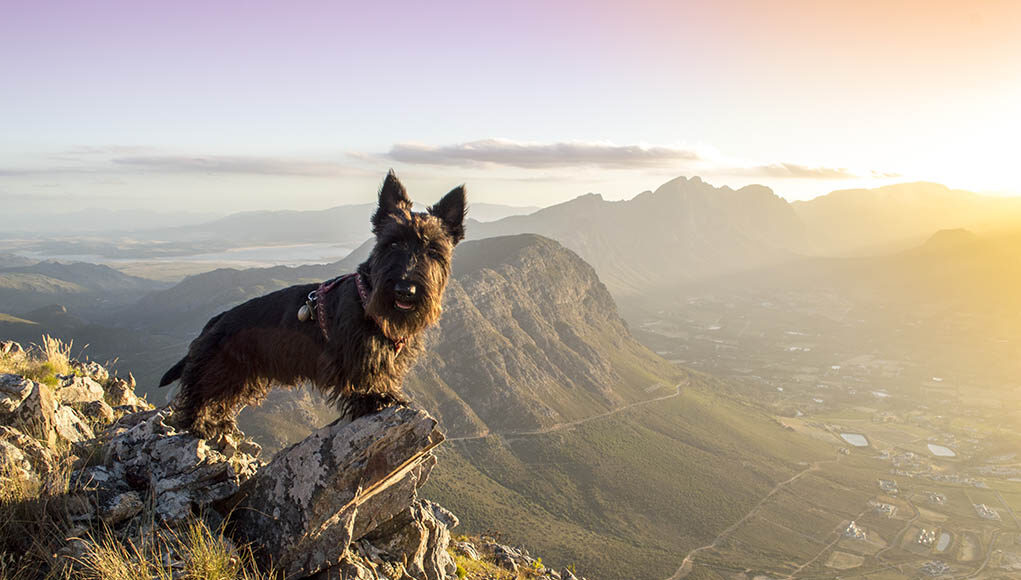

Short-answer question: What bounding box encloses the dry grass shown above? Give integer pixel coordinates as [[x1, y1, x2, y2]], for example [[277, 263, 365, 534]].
[[0, 335, 74, 387], [72, 516, 271, 580], [0, 454, 75, 580], [72, 532, 173, 580], [174, 517, 268, 580]]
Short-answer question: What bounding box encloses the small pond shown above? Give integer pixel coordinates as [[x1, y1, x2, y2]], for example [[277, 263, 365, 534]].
[[840, 433, 869, 447]]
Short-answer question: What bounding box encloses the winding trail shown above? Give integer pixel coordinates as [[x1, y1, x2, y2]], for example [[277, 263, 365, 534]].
[[665, 453, 841, 580], [447, 380, 685, 442]]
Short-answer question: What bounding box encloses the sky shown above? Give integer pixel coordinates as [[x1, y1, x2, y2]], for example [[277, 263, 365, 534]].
[[3, 0, 1021, 218]]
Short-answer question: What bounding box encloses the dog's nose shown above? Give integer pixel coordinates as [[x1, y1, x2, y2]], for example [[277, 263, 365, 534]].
[[394, 280, 418, 301]]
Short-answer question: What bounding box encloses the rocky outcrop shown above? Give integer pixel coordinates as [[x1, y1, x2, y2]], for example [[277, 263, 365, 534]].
[[1, 340, 588, 580], [76, 407, 263, 524], [231, 405, 445, 577]]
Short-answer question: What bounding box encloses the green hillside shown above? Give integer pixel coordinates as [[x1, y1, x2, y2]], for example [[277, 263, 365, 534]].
[[423, 372, 834, 580]]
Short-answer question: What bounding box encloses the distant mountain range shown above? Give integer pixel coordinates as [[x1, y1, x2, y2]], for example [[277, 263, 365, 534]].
[[0, 260, 166, 314], [792, 181, 1021, 255], [0, 202, 540, 264], [472, 176, 807, 295], [464, 178, 1021, 295]]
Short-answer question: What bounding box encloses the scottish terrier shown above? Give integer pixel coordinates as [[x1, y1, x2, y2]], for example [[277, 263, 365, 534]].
[[159, 171, 466, 438]]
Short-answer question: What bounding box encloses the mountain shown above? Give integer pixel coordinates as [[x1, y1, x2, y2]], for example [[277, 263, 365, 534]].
[[0, 253, 37, 268], [171, 203, 377, 246], [216, 234, 830, 580], [792, 182, 1021, 254], [465, 202, 542, 222], [0, 261, 165, 314], [471, 176, 807, 295], [403, 234, 683, 438], [128, 233, 680, 419]]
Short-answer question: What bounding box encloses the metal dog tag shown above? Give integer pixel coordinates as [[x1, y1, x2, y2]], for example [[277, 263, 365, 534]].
[[298, 291, 317, 322]]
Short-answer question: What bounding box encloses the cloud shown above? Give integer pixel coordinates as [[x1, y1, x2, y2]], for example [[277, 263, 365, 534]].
[[0, 166, 101, 177], [381, 138, 894, 180], [384, 139, 703, 169], [1, 149, 368, 179], [111, 155, 358, 177], [722, 163, 860, 179]]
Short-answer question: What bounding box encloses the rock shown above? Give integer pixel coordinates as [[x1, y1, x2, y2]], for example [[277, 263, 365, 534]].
[[308, 554, 379, 580], [75, 399, 115, 424], [0, 374, 34, 413], [495, 553, 518, 573], [0, 425, 55, 485], [53, 405, 94, 444], [365, 500, 456, 580], [65, 493, 96, 522], [0, 341, 24, 357], [231, 405, 444, 578], [421, 499, 459, 530], [104, 377, 141, 407], [483, 542, 537, 573], [71, 360, 109, 383], [2, 381, 58, 447], [453, 540, 479, 561], [87, 408, 262, 524], [100, 491, 144, 525], [560, 568, 580, 580], [55, 375, 105, 405]]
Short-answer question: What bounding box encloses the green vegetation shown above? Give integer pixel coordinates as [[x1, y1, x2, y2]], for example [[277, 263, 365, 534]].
[[424, 373, 834, 580], [0, 335, 74, 386]]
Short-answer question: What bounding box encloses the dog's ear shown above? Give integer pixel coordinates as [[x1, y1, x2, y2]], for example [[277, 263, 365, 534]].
[[372, 170, 413, 234], [428, 185, 467, 244]]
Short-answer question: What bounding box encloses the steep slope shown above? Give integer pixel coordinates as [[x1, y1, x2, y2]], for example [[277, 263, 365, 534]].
[[472, 176, 807, 295], [235, 234, 682, 448], [792, 181, 1021, 254], [404, 234, 682, 438]]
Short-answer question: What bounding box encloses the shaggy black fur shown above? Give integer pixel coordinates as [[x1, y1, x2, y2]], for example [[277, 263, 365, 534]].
[[159, 171, 466, 438]]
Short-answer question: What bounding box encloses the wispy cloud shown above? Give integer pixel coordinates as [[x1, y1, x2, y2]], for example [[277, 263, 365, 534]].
[[111, 155, 358, 177], [380, 138, 895, 180], [722, 163, 859, 180], [1, 150, 367, 178], [384, 139, 703, 169]]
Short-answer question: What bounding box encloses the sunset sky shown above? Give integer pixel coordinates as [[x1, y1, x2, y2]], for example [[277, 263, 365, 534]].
[[3, 0, 1020, 216]]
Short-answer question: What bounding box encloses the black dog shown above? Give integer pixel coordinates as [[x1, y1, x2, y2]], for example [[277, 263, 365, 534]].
[[159, 171, 466, 438]]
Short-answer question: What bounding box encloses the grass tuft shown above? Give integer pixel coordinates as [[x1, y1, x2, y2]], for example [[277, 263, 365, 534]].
[[176, 517, 266, 580], [0, 450, 75, 580], [0, 335, 74, 387], [73, 531, 173, 580]]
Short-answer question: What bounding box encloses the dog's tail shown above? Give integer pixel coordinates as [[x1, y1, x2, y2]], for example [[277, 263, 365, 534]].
[[159, 357, 187, 387], [160, 311, 225, 387]]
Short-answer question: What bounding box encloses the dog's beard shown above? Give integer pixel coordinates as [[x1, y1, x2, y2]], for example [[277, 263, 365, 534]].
[[365, 284, 442, 339]]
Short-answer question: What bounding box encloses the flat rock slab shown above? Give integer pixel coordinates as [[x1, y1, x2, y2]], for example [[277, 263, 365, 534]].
[[231, 406, 444, 578]]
